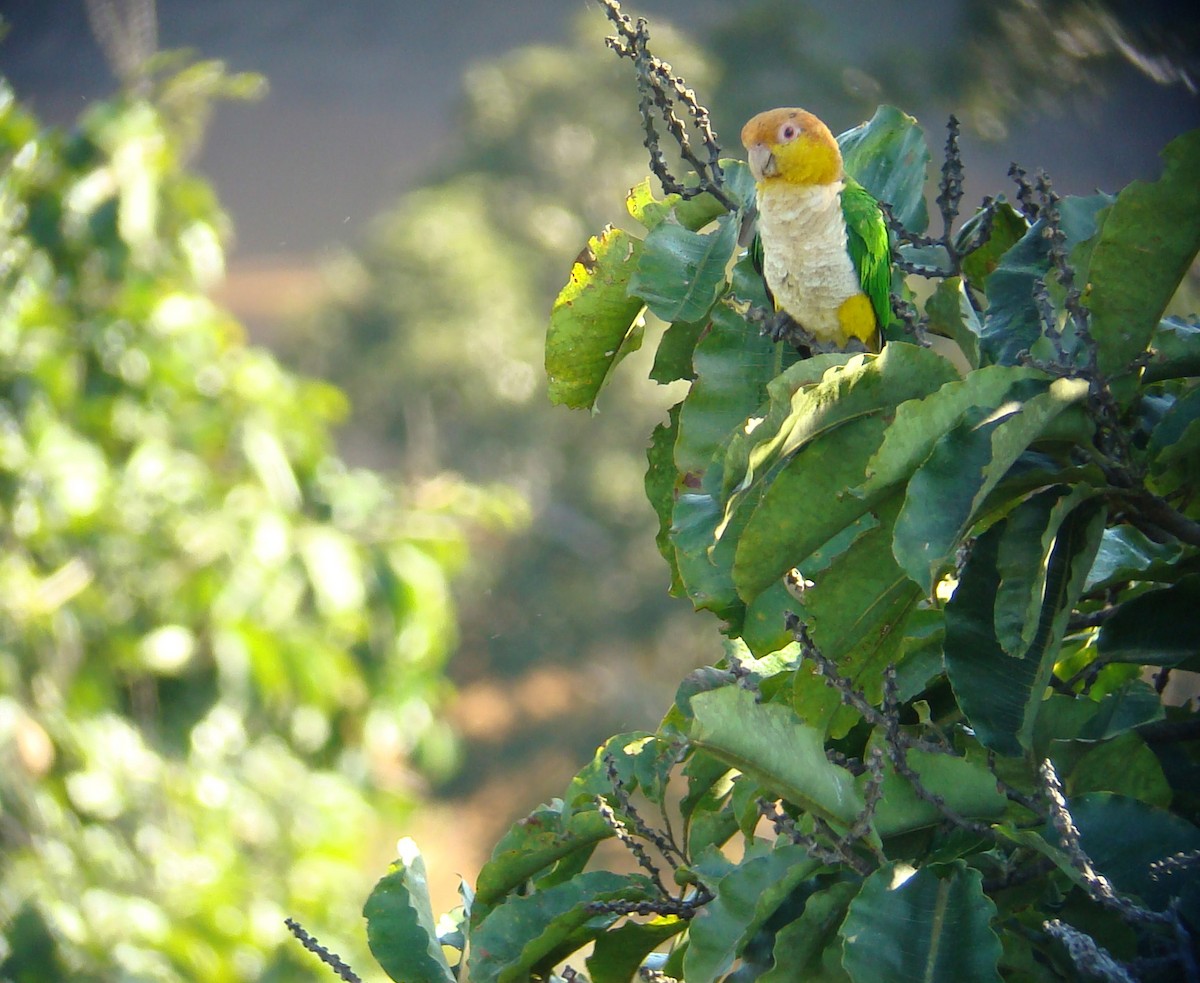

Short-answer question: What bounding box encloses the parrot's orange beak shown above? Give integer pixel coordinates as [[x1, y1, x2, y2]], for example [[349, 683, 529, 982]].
[[747, 144, 777, 181]]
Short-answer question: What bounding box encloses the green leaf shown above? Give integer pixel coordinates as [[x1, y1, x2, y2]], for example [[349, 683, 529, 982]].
[[1148, 383, 1200, 488], [472, 805, 614, 924], [1085, 129, 1200, 390], [363, 840, 456, 983], [1084, 524, 1186, 592], [586, 917, 687, 983], [650, 317, 705, 384], [892, 376, 1090, 593], [838, 105, 930, 233], [839, 862, 1003, 983], [688, 686, 866, 826], [672, 490, 746, 631], [787, 492, 926, 736], [1070, 793, 1200, 917], [546, 224, 646, 409], [683, 842, 822, 983], [958, 199, 1028, 294], [868, 747, 1007, 839], [674, 278, 783, 477], [925, 275, 981, 370], [733, 413, 889, 601], [646, 403, 684, 595], [945, 501, 1105, 755], [856, 363, 1042, 500], [468, 871, 655, 983], [729, 343, 957, 520], [1143, 316, 1200, 383], [994, 486, 1092, 657], [760, 881, 858, 983], [1097, 575, 1200, 668], [979, 194, 1111, 368], [630, 212, 739, 324], [1067, 732, 1172, 807]]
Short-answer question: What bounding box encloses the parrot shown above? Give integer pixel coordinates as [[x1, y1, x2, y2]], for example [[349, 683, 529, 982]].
[[740, 107, 890, 352]]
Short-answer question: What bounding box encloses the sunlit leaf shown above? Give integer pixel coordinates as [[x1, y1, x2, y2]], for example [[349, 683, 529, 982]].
[[546, 224, 646, 409], [364, 842, 456, 983]]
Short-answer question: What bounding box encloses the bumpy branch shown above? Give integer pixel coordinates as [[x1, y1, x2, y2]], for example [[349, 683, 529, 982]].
[[285, 918, 363, 983], [597, 0, 736, 211]]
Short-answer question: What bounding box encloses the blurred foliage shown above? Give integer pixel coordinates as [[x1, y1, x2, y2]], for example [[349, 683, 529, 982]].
[[292, 14, 725, 792], [706, 0, 1199, 143], [0, 63, 521, 981]]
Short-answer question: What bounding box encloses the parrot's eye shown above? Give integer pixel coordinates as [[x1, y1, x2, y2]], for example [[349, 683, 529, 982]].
[[779, 122, 800, 142]]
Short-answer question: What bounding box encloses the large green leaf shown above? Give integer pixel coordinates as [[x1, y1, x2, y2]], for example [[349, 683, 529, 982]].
[[468, 871, 656, 983], [683, 842, 822, 983], [728, 343, 957, 519], [925, 275, 981, 370], [892, 376, 1090, 594], [688, 685, 865, 827], [840, 862, 1003, 983], [785, 492, 926, 735], [838, 105, 930, 233], [630, 212, 739, 324], [472, 804, 613, 925], [760, 881, 858, 983], [1096, 575, 1200, 668], [994, 486, 1092, 657], [945, 501, 1105, 756], [546, 224, 646, 409], [363, 840, 456, 983], [855, 363, 1042, 500], [672, 489, 747, 631], [1085, 129, 1200, 391], [733, 413, 889, 601], [1084, 524, 1187, 592], [979, 194, 1111, 368], [867, 746, 1007, 839], [586, 917, 687, 983], [674, 271, 782, 477]]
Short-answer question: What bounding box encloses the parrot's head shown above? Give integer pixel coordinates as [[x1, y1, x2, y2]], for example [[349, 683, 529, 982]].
[[741, 108, 842, 187]]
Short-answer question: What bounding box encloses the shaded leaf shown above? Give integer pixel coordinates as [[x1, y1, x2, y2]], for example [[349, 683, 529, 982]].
[[760, 881, 858, 983], [1085, 129, 1200, 390], [683, 842, 821, 983], [958, 199, 1028, 293], [1097, 575, 1200, 668], [945, 502, 1105, 755], [893, 376, 1090, 594], [468, 871, 655, 983], [645, 402, 684, 595], [630, 212, 739, 324], [587, 917, 686, 983]]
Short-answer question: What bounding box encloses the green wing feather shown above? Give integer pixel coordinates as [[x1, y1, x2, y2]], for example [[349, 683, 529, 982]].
[[841, 177, 891, 332]]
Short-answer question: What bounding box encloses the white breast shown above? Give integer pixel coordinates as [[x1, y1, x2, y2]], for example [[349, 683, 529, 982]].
[[756, 181, 860, 342]]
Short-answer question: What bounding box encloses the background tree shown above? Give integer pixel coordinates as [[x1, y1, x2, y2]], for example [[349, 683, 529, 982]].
[[0, 60, 519, 982]]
